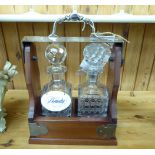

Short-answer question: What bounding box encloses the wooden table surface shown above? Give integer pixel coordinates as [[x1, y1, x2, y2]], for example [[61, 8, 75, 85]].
[[0, 90, 155, 149]]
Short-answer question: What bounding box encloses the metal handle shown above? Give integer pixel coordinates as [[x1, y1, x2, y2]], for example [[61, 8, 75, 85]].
[[49, 11, 96, 38]]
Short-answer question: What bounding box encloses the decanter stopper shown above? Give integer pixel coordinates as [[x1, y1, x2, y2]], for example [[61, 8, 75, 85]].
[[45, 43, 67, 65], [80, 43, 111, 74]]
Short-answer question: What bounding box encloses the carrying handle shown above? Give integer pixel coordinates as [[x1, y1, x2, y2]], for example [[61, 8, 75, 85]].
[[49, 11, 96, 39]]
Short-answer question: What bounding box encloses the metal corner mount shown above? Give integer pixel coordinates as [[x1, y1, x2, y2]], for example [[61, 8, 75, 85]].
[[29, 122, 48, 136], [96, 124, 116, 139]]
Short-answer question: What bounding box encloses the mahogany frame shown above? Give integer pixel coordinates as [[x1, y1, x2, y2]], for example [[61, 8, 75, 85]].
[[22, 38, 123, 145]]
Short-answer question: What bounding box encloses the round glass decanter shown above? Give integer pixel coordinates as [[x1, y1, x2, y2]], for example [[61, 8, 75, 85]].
[[78, 43, 111, 117], [41, 43, 72, 117]]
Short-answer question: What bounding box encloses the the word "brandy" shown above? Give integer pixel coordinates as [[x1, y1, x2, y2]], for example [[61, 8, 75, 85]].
[[47, 98, 65, 104]]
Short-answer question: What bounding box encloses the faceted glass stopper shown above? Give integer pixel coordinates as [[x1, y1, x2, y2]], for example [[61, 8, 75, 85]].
[[80, 43, 111, 73], [45, 43, 67, 65]]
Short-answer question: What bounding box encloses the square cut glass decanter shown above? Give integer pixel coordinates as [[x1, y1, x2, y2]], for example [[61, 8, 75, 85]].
[[78, 43, 111, 117], [41, 43, 72, 117]]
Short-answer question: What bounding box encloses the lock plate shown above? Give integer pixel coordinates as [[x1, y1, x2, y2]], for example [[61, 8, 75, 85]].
[[29, 122, 48, 136], [96, 124, 116, 139]]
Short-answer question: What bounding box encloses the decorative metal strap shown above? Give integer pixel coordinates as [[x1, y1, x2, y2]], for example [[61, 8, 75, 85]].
[[49, 11, 96, 39]]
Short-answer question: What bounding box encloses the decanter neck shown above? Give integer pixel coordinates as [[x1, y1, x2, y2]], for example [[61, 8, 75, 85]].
[[87, 73, 99, 85], [52, 73, 65, 81], [47, 65, 67, 82]]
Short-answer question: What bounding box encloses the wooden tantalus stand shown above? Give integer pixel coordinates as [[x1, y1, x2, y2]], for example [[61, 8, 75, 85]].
[[22, 12, 124, 145]]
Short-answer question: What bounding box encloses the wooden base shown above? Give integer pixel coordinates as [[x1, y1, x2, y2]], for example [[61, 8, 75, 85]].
[[28, 98, 117, 145], [29, 137, 117, 145]]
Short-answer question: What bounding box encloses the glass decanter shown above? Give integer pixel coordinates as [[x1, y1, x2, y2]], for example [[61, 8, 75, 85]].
[[41, 43, 72, 117], [78, 43, 111, 117]]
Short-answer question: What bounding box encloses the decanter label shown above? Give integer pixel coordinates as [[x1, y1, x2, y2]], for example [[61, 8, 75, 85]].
[[41, 91, 71, 111]]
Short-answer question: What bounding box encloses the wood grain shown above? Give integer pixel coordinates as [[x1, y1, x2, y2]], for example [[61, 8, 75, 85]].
[[17, 22, 34, 38], [33, 23, 49, 88], [0, 5, 15, 14], [114, 5, 132, 14], [47, 5, 64, 14], [80, 5, 98, 14], [131, 5, 149, 15], [121, 24, 145, 90], [14, 5, 30, 13], [147, 6, 155, 90], [32, 6, 47, 14], [148, 5, 155, 14], [0, 5, 155, 90], [148, 58, 155, 90], [97, 5, 114, 15], [112, 23, 129, 90], [97, 23, 113, 85], [134, 24, 155, 90], [65, 23, 80, 90], [0, 24, 7, 69], [0, 5, 154, 15], [2, 23, 26, 89], [48, 5, 64, 35], [63, 5, 80, 14], [0, 90, 155, 148]]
